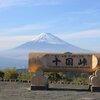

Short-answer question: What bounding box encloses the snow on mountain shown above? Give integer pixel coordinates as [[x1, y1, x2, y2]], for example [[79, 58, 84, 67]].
[[32, 33, 66, 44], [0, 33, 91, 68]]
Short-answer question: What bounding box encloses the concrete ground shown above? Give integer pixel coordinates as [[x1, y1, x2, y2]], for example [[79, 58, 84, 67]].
[[0, 82, 100, 100]]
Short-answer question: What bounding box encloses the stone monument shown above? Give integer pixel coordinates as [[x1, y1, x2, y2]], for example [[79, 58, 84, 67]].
[[29, 53, 100, 91], [89, 69, 100, 92], [30, 69, 48, 90]]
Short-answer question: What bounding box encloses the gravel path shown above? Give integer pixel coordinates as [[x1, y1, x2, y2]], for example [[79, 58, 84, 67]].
[[0, 82, 100, 100]]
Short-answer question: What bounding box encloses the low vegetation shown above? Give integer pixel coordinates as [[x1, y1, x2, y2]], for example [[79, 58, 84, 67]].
[[45, 72, 89, 84], [0, 68, 32, 82], [0, 68, 90, 84]]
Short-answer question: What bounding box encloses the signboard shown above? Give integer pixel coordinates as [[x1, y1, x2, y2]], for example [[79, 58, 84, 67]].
[[46, 54, 92, 68], [29, 53, 98, 73]]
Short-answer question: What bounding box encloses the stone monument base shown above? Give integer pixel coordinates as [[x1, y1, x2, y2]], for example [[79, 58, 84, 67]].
[[30, 69, 48, 90], [88, 84, 92, 91], [30, 84, 48, 90], [91, 87, 100, 92]]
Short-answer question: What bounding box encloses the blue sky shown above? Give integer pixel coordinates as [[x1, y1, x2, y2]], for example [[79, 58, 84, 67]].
[[0, 0, 100, 52]]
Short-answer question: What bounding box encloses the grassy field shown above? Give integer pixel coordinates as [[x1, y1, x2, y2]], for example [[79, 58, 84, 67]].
[[0, 82, 100, 100]]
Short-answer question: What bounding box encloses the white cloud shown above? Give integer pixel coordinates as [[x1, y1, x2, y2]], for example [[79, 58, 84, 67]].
[[58, 29, 100, 40], [68, 29, 100, 39], [1, 24, 48, 34], [0, 35, 36, 51], [31, 0, 64, 6], [70, 9, 99, 15], [0, 0, 64, 8], [0, 0, 22, 8]]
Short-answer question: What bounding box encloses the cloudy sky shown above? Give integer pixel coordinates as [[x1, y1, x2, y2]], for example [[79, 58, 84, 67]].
[[0, 0, 100, 52]]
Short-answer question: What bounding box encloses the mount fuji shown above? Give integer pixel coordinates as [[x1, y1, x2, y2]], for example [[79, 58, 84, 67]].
[[0, 33, 90, 69], [15, 33, 88, 52]]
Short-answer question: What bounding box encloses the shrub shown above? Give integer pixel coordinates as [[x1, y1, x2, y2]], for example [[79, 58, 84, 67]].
[[0, 71, 4, 80], [3, 68, 18, 80]]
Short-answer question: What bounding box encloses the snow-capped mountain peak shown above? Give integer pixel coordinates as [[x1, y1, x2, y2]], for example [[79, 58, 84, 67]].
[[32, 33, 66, 44]]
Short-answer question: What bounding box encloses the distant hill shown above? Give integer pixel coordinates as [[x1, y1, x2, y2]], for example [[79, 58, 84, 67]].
[[16, 68, 28, 73]]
